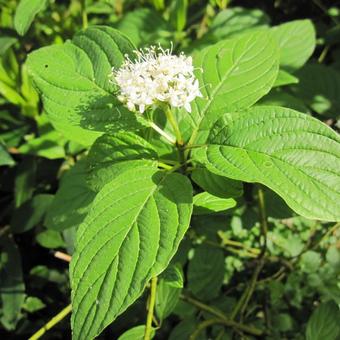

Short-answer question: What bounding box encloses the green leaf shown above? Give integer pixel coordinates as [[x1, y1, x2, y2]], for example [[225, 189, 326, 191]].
[[292, 64, 340, 118], [259, 90, 308, 112], [18, 121, 66, 159], [70, 165, 193, 340], [36, 230, 66, 249], [11, 194, 54, 233], [193, 192, 237, 215], [14, 0, 48, 36], [161, 264, 183, 288], [187, 244, 224, 301], [273, 70, 299, 87], [190, 7, 269, 51], [188, 31, 279, 145], [262, 188, 293, 219], [191, 167, 243, 198], [168, 318, 201, 340], [208, 7, 269, 39], [118, 325, 155, 340], [22, 296, 46, 313], [270, 19, 316, 72], [0, 36, 17, 56], [306, 301, 340, 340], [169, 0, 188, 32], [86, 132, 158, 191], [155, 265, 183, 320], [14, 157, 36, 208], [300, 251, 322, 273], [0, 235, 25, 330], [0, 143, 14, 166], [201, 106, 340, 221], [115, 8, 170, 48], [45, 160, 96, 231], [27, 26, 144, 146]]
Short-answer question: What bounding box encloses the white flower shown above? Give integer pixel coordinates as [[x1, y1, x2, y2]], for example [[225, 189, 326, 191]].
[[109, 45, 202, 114]]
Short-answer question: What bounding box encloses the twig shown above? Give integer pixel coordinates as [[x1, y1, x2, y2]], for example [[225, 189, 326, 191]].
[[189, 317, 263, 340], [318, 45, 330, 63], [181, 295, 263, 337], [230, 186, 268, 321], [54, 251, 72, 263], [311, 222, 340, 250], [144, 276, 158, 340], [29, 304, 72, 340]]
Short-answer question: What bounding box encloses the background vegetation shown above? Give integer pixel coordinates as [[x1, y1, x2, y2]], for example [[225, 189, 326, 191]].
[[0, 0, 340, 339]]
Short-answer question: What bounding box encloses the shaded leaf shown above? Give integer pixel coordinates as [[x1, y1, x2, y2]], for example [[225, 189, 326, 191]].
[[306, 301, 340, 340], [191, 167, 243, 198], [292, 64, 340, 118], [11, 194, 54, 233], [86, 132, 158, 191], [45, 160, 96, 231], [0, 235, 25, 330], [188, 244, 224, 301]]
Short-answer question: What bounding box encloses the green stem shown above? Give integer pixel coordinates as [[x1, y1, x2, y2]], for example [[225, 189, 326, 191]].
[[81, 0, 88, 29], [149, 122, 176, 145], [189, 317, 263, 340], [158, 162, 173, 170], [312, 222, 340, 250], [29, 304, 72, 340], [318, 45, 330, 63], [257, 186, 268, 255], [164, 107, 183, 146], [181, 295, 263, 337], [144, 277, 158, 340], [230, 186, 268, 321]]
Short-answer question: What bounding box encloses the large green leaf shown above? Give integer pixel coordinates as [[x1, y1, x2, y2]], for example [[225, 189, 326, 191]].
[[187, 31, 279, 145], [27, 26, 144, 146], [14, 0, 48, 36], [270, 19, 316, 72], [70, 165, 193, 340], [201, 106, 340, 221]]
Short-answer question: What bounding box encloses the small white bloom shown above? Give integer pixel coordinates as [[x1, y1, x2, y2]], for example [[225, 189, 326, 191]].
[[109, 45, 202, 114]]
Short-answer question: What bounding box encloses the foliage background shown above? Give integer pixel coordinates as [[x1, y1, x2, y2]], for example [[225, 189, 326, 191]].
[[0, 0, 340, 339]]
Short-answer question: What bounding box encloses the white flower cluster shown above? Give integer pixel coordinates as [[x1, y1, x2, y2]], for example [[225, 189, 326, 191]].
[[110, 45, 202, 113]]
